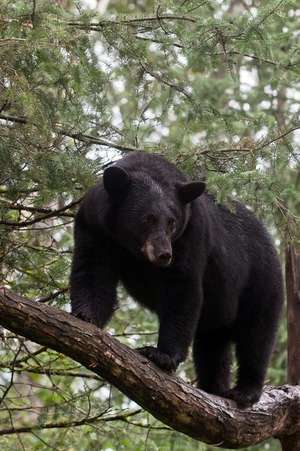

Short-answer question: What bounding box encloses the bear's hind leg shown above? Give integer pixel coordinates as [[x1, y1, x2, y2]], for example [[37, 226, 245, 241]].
[[226, 292, 282, 408], [226, 332, 271, 408], [193, 330, 231, 397]]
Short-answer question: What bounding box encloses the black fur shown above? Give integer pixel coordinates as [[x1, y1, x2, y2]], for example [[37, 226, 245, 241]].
[[70, 152, 283, 408]]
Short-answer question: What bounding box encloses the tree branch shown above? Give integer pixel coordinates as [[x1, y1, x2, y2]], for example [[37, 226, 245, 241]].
[[0, 288, 299, 448], [0, 113, 145, 153], [0, 408, 141, 436], [199, 124, 300, 155], [67, 14, 196, 29], [0, 198, 82, 227]]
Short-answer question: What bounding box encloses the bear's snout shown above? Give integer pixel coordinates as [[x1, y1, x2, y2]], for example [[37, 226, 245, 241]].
[[141, 239, 172, 267], [156, 250, 172, 266]]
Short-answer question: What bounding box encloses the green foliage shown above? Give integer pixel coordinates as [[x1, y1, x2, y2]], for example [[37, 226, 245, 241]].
[[0, 0, 299, 450]]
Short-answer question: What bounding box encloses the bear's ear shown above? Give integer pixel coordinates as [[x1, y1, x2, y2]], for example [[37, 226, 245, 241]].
[[177, 181, 206, 204], [103, 166, 131, 200]]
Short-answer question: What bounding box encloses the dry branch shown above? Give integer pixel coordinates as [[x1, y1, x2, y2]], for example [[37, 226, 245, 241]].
[[0, 288, 299, 449]]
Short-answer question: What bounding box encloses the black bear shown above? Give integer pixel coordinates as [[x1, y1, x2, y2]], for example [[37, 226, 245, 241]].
[[70, 152, 283, 407]]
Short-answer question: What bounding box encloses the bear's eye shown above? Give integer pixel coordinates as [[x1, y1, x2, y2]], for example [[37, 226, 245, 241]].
[[144, 214, 157, 226], [167, 218, 176, 234]]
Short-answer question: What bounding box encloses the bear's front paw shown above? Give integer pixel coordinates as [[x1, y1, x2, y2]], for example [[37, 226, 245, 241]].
[[137, 346, 179, 372], [72, 306, 95, 325], [224, 386, 262, 408]]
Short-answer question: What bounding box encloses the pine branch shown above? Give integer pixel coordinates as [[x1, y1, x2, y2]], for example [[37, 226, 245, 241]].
[[67, 14, 196, 29], [0, 114, 145, 153], [0, 198, 82, 227]]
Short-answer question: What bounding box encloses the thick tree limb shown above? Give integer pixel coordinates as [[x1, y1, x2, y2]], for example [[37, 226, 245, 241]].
[[0, 288, 299, 449]]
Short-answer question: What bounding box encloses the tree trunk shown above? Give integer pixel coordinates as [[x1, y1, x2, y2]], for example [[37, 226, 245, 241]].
[[286, 245, 300, 385], [279, 246, 300, 450], [281, 433, 300, 451], [0, 288, 300, 449]]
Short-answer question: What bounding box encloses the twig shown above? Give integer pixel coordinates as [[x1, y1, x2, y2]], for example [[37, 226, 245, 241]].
[[1, 202, 75, 217], [1, 366, 103, 381], [0, 113, 145, 153], [199, 125, 300, 155], [36, 288, 69, 303], [135, 35, 184, 48], [63, 130, 145, 152], [67, 14, 196, 29], [227, 51, 299, 71], [0, 343, 23, 405], [0, 198, 83, 227], [0, 408, 141, 436], [140, 62, 192, 100]]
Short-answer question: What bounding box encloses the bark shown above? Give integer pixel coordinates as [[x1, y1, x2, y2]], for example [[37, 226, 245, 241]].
[[286, 245, 300, 385], [0, 288, 299, 449], [281, 433, 300, 451], [281, 246, 300, 451]]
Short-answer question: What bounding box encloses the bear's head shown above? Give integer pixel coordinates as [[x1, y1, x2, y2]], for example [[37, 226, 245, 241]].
[[103, 165, 205, 267]]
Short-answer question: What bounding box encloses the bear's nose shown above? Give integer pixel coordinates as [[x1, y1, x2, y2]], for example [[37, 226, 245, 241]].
[[157, 251, 172, 266]]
